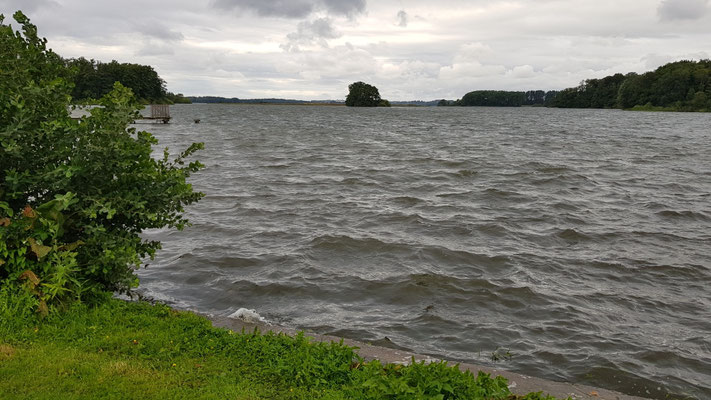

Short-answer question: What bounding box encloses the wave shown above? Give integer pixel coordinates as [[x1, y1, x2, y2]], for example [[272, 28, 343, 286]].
[[522, 161, 574, 174], [340, 177, 377, 186], [655, 209, 710, 221], [228, 308, 267, 324], [555, 228, 591, 242], [389, 196, 426, 207], [307, 234, 412, 254], [137, 104, 711, 400], [455, 169, 478, 177]]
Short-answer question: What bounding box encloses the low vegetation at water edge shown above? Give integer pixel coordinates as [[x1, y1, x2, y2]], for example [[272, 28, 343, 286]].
[[0, 289, 561, 400]]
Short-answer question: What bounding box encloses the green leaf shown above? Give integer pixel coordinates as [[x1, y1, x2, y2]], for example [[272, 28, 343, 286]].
[[58, 240, 84, 252], [19, 270, 41, 286], [28, 238, 52, 259], [0, 202, 13, 217]]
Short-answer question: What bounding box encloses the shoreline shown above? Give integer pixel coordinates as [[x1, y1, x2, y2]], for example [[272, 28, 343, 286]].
[[205, 312, 652, 400]]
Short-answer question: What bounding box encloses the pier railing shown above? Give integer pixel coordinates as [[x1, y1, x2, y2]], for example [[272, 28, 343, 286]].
[[70, 104, 171, 123], [146, 104, 171, 123]]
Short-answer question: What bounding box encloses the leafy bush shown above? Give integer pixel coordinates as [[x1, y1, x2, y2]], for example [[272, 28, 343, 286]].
[[0, 11, 203, 310], [349, 358, 513, 400]]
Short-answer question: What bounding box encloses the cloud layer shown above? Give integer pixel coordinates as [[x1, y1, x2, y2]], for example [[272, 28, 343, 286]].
[[212, 0, 366, 18], [2, 0, 711, 100], [282, 18, 341, 52], [658, 0, 709, 20]]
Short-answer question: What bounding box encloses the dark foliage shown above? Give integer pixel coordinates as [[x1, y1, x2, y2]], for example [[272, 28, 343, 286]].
[[345, 81, 382, 107], [460, 90, 525, 107], [66, 57, 167, 102], [441, 90, 557, 107], [552, 60, 711, 111]]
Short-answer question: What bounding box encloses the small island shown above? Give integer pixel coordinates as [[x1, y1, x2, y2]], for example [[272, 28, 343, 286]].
[[345, 81, 391, 107]]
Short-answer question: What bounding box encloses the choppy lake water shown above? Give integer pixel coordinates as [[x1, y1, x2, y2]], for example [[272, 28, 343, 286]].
[[138, 104, 711, 399]]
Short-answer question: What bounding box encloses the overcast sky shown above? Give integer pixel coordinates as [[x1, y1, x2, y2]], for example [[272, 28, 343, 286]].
[[2, 0, 710, 100]]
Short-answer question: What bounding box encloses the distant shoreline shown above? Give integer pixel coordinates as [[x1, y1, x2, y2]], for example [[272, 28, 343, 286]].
[[180, 102, 711, 112], [189, 101, 347, 106]]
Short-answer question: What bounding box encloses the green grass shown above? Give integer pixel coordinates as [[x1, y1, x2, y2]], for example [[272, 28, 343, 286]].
[[0, 292, 560, 399]]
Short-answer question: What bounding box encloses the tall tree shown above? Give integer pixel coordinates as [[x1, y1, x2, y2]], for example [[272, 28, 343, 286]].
[[460, 90, 526, 107], [345, 81, 382, 107], [65, 58, 167, 102], [553, 60, 711, 111]]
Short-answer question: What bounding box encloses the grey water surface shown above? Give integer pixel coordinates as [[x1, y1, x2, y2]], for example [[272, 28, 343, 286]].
[[138, 104, 711, 399]]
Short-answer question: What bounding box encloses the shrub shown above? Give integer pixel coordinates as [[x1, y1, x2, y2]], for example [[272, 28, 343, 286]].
[[350, 359, 513, 400], [0, 11, 203, 310]]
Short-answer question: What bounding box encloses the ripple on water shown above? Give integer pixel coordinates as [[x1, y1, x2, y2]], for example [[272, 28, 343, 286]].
[[137, 105, 711, 400], [655, 209, 710, 221]]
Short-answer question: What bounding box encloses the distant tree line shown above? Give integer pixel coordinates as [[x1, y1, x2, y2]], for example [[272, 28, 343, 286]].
[[188, 96, 343, 105], [437, 60, 710, 112], [64, 57, 189, 104], [391, 100, 441, 106], [551, 60, 711, 111], [438, 90, 558, 107]]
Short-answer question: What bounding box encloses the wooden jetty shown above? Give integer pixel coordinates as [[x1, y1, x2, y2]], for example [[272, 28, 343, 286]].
[[70, 104, 171, 123], [141, 104, 171, 123]]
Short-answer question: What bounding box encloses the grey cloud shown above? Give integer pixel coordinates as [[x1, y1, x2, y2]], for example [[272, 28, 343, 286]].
[[397, 10, 408, 27], [658, 0, 709, 20], [136, 43, 175, 57], [642, 53, 673, 69], [1, 0, 58, 15], [643, 51, 710, 69], [300, 18, 340, 38], [134, 22, 184, 57], [321, 0, 366, 16], [213, 0, 314, 18], [282, 17, 341, 52], [212, 0, 365, 18], [134, 21, 184, 42]]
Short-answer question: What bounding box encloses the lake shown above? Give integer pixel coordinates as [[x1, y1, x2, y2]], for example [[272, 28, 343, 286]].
[[138, 104, 711, 399]]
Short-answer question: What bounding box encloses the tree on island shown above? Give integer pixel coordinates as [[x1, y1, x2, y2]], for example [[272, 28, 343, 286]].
[[345, 81, 387, 107]]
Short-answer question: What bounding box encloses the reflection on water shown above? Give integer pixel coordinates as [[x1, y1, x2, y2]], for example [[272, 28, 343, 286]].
[[139, 104, 711, 399]]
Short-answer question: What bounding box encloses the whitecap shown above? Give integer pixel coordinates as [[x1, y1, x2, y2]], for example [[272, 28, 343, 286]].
[[228, 308, 266, 324]]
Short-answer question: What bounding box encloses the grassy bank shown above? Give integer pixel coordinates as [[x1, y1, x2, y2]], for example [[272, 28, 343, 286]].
[[0, 291, 561, 400]]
